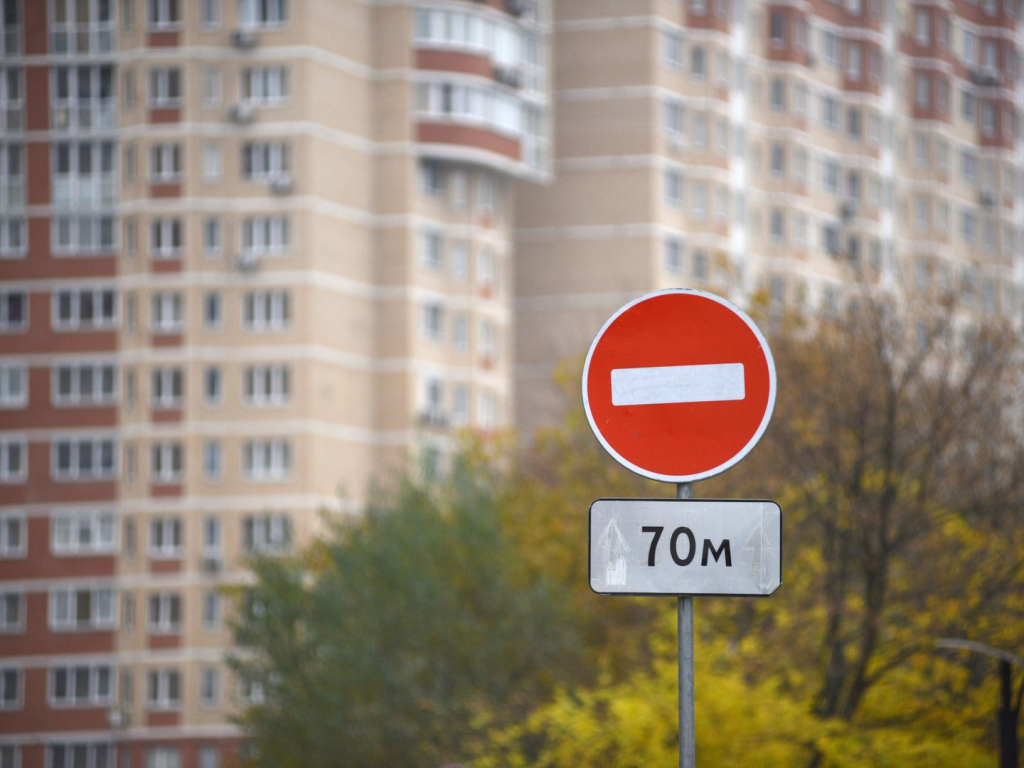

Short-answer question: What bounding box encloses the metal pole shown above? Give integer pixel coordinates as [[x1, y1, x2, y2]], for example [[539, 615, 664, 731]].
[[1000, 660, 1018, 768], [677, 481, 695, 768]]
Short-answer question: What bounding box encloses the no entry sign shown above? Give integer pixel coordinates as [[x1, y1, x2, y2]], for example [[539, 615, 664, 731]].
[[582, 289, 776, 483]]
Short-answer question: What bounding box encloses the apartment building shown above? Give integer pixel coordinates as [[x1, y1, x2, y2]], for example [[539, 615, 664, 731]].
[[514, 0, 1024, 433], [0, 0, 548, 765]]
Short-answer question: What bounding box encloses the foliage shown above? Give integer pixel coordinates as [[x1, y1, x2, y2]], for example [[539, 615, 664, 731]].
[[235, 289, 1024, 767], [230, 471, 580, 768]]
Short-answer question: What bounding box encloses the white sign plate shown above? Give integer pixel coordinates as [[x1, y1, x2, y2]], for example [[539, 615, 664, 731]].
[[589, 499, 782, 597]]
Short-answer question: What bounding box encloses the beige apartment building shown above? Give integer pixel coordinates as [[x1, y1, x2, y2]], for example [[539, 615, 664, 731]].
[[515, 0, 1024, 433], [0, 0, 1021, 765], [0, 0, 547, 765]]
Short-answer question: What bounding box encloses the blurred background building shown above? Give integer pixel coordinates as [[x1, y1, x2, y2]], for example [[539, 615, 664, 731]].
[[0, 0, 1020, 765]]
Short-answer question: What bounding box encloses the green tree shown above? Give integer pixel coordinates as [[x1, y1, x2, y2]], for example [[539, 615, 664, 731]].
[[230, 470, 580, 768]]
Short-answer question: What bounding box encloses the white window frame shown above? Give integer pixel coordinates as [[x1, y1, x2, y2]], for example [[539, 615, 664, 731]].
[[53, 362, 117, 407], [51, 438, 116, 481], [53, 288, 118, 331], [149, 143, 181, 182], [149, 517, 183, 559], [0, 514, 25, 557], [0, 363, 27, 408], [243, 364, 291, 407], [146, 669, 181, 711], [148, 592, 182, 633], [242, 513, 292, 554], [243, 291, 291, 331], [49, 588, 116, 632], [51, 510, 117, 555], [150, 441, 183, 484], [149, 67, 181, 107], [242, 440, 291, 482], [150, 292, 184, 334], [150, 367, 184, 409]]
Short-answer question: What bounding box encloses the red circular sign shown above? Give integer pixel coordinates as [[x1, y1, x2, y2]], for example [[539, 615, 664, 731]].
[[582, 289, 776, 483]]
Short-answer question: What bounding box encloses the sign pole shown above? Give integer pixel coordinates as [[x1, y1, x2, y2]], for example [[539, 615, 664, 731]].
[[677, 481, 695, 768]]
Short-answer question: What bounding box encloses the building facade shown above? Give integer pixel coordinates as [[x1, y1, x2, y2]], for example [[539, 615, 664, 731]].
[[0, 0, 548, 765], [1, 0, 1022, 765], [514, 0, 1024, 433]]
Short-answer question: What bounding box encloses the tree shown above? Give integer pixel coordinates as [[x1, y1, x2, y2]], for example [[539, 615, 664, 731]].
[[230, 470, 581, 768], [478, 288, 1024, 766]]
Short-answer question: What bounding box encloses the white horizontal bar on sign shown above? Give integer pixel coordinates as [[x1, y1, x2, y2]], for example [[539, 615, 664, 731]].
[[611, 363, 745, 406]]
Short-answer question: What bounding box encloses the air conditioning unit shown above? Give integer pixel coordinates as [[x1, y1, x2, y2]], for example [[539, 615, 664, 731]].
[[418, 410, 450, 429], [231, 27, 257, 49], [269, 175, 293, 195], [493, 65, 523, 89], [970, 66, 1001, 87], [229, 102, 255, 125], [979, 190, 997, 208], [201, 556, 222, 574], [108, 708, 130, 729], [234, 251, 260, 274]]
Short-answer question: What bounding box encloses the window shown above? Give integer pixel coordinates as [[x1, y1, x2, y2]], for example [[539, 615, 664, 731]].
[[0, 440, 24, 482], [0, 515, 24, 557], [961, 208, 977, 243], [770, 144, 785, 177], [664, 168, 684, 206], [822, 96, 839, 129], [914, 73, 930, 107], [962, 89, 976, 121], [203, 218, 223, 256], [479, 318, 497, 361], [54, 362, 116, 407], [241, 141, 290, 180], [48, 745, 113, 768], [54, 288, 117, 330], [846, 107, 861, 139], [846, 42, 862, 79], [691, 181, 707, 219], [240, 66, 289, 106], [149, 67, 181, 107], [478, 173, 495, 214], [452, 385, 469, 426], [981, 102, 996, 137], [151, 367, 183, 409], [148, 593, 181, 633], [148, 0, 181, 28], [914, 8, 930, 45], [691, 46, 705, 79], [691, 114, 707, 150], [0, 668, 19, 709], [478, 390, 497, 429], [201, 142, 222, 183], [53, 214, 117, 256], [420, 302, 444, 340], [243, 514, 292, 554], [204, 292, 222, 329], [243, 440, 291, 481], [50, 588, 115, 631], [52, 510, 117, 555], [239, 674, 266, 706], [0, 141, 25, 215], [203, 516, 221, 556], [239, 0, 288, 27], [0, 291, 25, 330], [53, 140, 116, 207], [770, 11, 785, 46], [151, 442, 183, 483], [770, 78, 786, 112], [52, 64, 115, 132], [450, 241, 469, 280], [243, 291, 291, 331], [664, 100, 685, 144], [478, 248, 497, 290], [150, 218, 183, 258], [50, 0, 115, 55], [0, 591, 22, 632], [202, 66, 222, 107], [202, 590, 222, 629], [420, 229, 443, 269], [914, 135, 928, 168], [244, 365, 290, 406], [665, 238, 683, 274], [449, 170, 467, 210], [149, 517, 183, 558], [150, 143, 181, 182], [145, 748, 181, 768], [200, 0, 221, 27], [203, 442, 222, 481], [770, 210, 785, 242], [823, 32, 839, 66], [201, 669, 220, 708], [146, 670, 181, 710], [241, 216, 290, 256], [453, 314, 469, 353], [663, 29, 684, 69], [52, 438, 116, 480], [961, 149, 978, 183], [419, 159, 444, 196], [0, 364, 26, 407], [151, 292, 183, 333], [915, 196, 930, 231]]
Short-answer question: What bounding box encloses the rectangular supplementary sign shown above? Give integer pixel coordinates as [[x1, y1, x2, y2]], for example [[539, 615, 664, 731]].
[[589, 499, 782, 597], [610, 363, 745, 406]]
